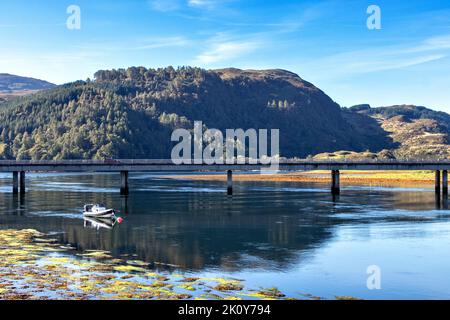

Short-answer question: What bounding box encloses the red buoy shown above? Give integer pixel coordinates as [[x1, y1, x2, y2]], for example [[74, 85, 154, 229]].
[[117, 217, 124, 224]]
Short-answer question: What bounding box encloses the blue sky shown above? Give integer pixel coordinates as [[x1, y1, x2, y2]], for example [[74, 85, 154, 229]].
[[1, 0, 450, 111]]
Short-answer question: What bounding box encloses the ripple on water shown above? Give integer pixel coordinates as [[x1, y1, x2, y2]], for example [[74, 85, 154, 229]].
[[1, 173, 450, 299]]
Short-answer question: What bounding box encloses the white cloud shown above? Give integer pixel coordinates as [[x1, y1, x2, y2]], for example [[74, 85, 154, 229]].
[[194, 34, 262, 65], [71, 36, 191, 54], [148, 0, 228, 12], [188, 0, 211, 6], [345, 54, 446, 73], [187, 0, 221, 10], [301, 34, 450, 79], [133, 36, 191, 50], [148, 0, 236, 13], [416, 35, 450, 51]]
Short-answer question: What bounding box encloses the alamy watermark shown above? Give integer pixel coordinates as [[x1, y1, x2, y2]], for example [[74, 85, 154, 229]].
[[67, 5, 81, 30], [171, 121, 280, 172], [366, 265, 382, 290], [367, 5, 381, 30]]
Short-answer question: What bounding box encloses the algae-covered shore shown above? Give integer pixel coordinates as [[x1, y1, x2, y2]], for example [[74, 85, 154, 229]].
[[164, 170, 435, 187], [0, 229, 296, 300]]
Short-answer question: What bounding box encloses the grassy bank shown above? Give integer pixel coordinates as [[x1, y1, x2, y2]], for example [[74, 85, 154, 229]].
[[0, 229, 296, 300], [164, 170, 436, 187]]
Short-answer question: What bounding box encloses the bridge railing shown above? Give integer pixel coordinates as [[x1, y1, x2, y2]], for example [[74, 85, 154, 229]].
[[1, 158, 450, 165]]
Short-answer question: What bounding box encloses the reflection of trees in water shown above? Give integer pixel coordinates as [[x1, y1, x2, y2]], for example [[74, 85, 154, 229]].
[[0, 187, 337, 271], [48, 215, 335, 271], [1, 175, 442, 272]]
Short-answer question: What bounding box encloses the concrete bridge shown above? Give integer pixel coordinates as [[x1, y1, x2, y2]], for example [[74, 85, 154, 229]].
[[1, 159, 450, 196]]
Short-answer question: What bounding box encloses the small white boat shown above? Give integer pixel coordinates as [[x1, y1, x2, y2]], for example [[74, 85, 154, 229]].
[[83, 204, 116, 219]]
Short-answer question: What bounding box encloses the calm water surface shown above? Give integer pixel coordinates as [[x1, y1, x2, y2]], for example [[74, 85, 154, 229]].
[[1, 172, 450, 299]]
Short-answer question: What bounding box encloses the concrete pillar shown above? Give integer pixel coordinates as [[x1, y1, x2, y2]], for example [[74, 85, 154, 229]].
[[227, 170, 233, 195], [435, 170, 441, 194], [443, 170, 448, 196], [121, 195, 129, 215], [331, 170, 340, 195], [19, 171, 25, 193], [436, 192, 442, 210], [13, 172, 19, 194], [120, 171, 129, 195], [332, 193, 340, 203]]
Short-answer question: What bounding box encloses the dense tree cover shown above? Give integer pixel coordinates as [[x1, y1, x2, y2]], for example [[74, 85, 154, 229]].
[[0, 80, 175, 159], [0, 66, 393, 160]]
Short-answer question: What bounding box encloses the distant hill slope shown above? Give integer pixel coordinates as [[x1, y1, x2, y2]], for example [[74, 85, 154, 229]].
[[0, 73, 55, 93], [0, 74, 56, 104], [0, 66, 393, 160], [345, 104, 450, 159]]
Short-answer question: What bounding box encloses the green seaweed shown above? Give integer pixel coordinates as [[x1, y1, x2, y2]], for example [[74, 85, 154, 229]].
[[0, 229, 303, 301]]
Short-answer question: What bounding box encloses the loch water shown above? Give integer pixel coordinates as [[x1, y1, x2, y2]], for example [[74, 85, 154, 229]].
[[1, 172, 450, 299]]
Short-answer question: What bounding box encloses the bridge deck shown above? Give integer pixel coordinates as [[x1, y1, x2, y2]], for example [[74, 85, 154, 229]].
[[1, 159, 450, 172], [2, 160, 449, 196]]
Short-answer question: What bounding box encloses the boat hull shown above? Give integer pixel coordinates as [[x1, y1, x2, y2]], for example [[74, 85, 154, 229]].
[[84, 217, 115, 229], [83, 209, 115, 219]]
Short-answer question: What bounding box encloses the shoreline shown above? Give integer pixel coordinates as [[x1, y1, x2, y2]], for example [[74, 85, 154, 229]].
[[162, 170, 436, 188], [0, 229, 299, 300]]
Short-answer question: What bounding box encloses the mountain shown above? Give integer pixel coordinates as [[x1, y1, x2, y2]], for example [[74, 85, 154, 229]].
[[0, 66, 447, 160], [0, 66, 393, 160], [0, 73, 55, 93], [0, 74, 56, 105]]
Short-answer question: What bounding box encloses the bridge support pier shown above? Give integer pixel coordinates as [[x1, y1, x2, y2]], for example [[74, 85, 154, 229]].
[[120, 171, 129, 195], [227, 170, 233, 195], [19, 171, 25, 193], [443, 170, 448, 196], [121, 195, 129, 215], [13, 172, 19, 194], [331, 170, 340, 195], [436, 170, 441, 194]]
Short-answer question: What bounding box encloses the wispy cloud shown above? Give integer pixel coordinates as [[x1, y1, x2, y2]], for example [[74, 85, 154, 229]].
[[72, 36, 191, 53], [188, 2, 332, 67], [187, 0, 232, 10], [344, 54, 446, 73], [189, 1, 332, 66], [410, 34, 450, 52], [188, 0, 216, 9], [148, 0, 183, 12], [131, 36, 192, 50], [195, 41, 260, 64], [148, 0, 232, 12], [0, 22, 66, 28], [194, 33, 263, 65], [302, 34, 450, 79]]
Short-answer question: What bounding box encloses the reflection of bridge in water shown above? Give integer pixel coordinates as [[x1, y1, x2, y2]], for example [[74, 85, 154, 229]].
[[1, 159, 450, 197], [0, 188, 337, 271], [1, 172, 449, 271]]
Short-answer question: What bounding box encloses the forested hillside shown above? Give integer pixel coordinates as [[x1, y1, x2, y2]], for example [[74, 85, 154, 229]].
[[0, 66, 393, 160]]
